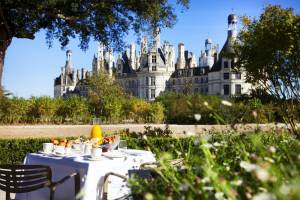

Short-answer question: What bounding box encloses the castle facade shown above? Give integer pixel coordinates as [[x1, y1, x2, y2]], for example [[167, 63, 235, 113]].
[[54, 14, 253, 100]]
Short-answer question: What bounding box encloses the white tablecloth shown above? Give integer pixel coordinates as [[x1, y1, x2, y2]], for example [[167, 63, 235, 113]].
[[17, 149, 156, 200]]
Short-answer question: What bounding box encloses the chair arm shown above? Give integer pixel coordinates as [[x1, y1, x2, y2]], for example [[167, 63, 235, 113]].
[[102, 172, 127, 200], [170, 158, 184, 167], [140, 162, 158, 169], [51, 172, 80, 196]]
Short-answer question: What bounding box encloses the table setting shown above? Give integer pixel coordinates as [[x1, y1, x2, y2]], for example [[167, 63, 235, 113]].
[[17, 125, 156, 200]]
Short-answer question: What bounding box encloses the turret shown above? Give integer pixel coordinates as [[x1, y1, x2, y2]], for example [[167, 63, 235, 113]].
[[152, 27, 160, 48], [66, 50, 72, 62], [65, 50, 73, 73], [107, 49, 114, 76], [205, 38, 212, 53], [227, 14, 237, 39], [141, 36, 148, 54], [76, 69, 80, 81], [81, 68, 86, 80], [130, 43, 136, 70]]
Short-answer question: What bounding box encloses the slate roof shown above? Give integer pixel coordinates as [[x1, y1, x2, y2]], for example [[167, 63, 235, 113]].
[[210, 59, 221, 72], [210, 37, 235, 72], [54, 74, 74, 86], [121, 53, 132, 74], [158, 48, 166, 64], [170, 66, 209, 78]]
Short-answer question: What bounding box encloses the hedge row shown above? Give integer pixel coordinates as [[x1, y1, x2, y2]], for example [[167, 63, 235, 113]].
[[0, 137, 190, 164]]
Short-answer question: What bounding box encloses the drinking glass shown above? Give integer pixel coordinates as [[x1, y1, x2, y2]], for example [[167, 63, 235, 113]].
[[118, 140, 127, 150]]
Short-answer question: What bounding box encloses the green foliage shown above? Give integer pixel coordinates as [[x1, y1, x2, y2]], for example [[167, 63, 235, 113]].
[[1, 131, 299, 199], [0, 91, 298, 125], [128, 132, 300, 200], [56, 96, 90, 124], [0, 0, 189, 50], [0, 0, 189, 88], [0, 97, 31, 123], [28, 96, 57, 123], [87, 72, 126, 122], [156, 92, 296, 125], [0, 114, 298, 200], [235, 5, 300, 135]]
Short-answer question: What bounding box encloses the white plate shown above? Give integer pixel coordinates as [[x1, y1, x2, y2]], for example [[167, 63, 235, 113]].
[[51, 153, 65, 157], [122, 149, 145, 156], [102, 151, 124, 158], [86, 156, 102, 161], [38, 150, 52, 155]]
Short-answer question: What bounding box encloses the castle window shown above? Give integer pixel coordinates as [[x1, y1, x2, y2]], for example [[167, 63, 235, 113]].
[[194, 88, 198, 93], [235, 73, 241, 79], [223, 73, 229, 80], [224, 84, 230, 95], [195, 77, 198, 83], [173, 79, 175, 85], [178, 79, 181, 84], [151, 77, 155, 86], [152, 65, 157, 71], [235, 84, 241, 95], [152, 55, 157, 63], [200, 77, 203, 83], [224, 61, 229, 68], [151, 89, 156, 99]]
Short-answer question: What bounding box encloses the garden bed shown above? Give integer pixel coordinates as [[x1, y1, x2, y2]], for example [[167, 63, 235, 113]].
[[0, 131, 299, 199]]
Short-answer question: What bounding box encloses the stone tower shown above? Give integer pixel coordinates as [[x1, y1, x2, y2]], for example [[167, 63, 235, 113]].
[[227, 14, 238, 39], [177, 43, 185, 69], [152, 27, 160, 48]]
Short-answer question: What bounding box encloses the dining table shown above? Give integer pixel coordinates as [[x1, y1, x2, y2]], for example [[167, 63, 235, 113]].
[[16, 149, 156, 200]]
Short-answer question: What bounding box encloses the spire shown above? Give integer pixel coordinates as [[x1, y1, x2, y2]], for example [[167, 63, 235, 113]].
[[66, 50, 72, 62], [153, 27, 160, 48], [65, 50, 73, 73], [141, 36, 148, 54], [97, 42, 104, 60]]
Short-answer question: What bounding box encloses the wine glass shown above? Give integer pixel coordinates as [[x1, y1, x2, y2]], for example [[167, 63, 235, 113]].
[[118, 140, 127, 151]]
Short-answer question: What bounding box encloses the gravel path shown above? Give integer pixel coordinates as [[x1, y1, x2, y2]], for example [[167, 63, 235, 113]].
[[0, 123, 293, 139]]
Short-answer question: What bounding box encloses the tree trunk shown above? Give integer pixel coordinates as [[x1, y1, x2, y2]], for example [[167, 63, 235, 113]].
[[0, 27, 12, 89], [0, 35, 11, 88]]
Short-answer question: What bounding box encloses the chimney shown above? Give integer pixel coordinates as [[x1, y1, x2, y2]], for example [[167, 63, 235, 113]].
[[214, 53, 218, 64], [177, 43, 185, 69], [76, 69, 80, 81], [81, 68, 86, 79]]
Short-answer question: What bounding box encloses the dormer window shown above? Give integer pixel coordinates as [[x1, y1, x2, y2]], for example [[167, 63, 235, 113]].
[[152, 55, 157, 63]]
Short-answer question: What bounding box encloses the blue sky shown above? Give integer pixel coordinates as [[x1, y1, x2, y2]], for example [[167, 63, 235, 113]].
[[3, 0, 300, 98]]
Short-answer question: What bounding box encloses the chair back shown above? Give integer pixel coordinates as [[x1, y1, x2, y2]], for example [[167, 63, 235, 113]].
[[0, 165, 52, 194]]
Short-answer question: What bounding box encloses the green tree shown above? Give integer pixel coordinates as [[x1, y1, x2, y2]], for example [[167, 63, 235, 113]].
[[0, 97, 30, 124], [28, 96, 57, 123], [234, 5, 300, 134], [88, 72, 125, 122], [0, 0, 189, 87], [57, 96, 90, 123], [149, 102, 165, 123]]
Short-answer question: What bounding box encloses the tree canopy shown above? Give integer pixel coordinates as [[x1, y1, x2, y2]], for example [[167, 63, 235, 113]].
[[235, 5, 300, 101], [234, 5, 300, 134], [0, 0, 189, 87]]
